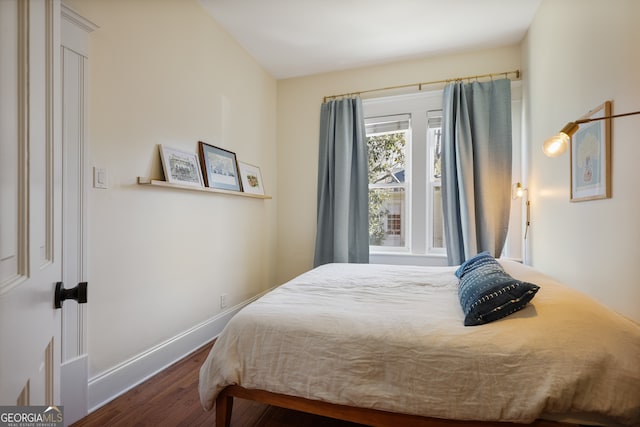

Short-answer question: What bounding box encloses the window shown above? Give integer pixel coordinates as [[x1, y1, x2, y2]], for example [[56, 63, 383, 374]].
[[387, 214, 401, 235], [364, 91, 445, 260], [364, 84, 522, 265]]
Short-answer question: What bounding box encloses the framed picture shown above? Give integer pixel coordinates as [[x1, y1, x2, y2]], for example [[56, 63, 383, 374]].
[[238, 161, 265, 195], [158, 145, 204, 187], [198, 141, 242, 191], [570, 101, 611, 202]]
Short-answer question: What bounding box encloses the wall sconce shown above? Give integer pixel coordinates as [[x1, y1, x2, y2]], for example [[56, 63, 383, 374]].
[[543, 110, 640, 157], [512, 182, 530, 239]]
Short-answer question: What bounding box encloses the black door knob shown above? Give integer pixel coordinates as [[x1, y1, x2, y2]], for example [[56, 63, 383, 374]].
[[55, 282, 88, 309]]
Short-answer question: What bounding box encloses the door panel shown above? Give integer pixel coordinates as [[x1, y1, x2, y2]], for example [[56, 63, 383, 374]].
[[0, 0, 26, 290], [0, 0, 62, 406]]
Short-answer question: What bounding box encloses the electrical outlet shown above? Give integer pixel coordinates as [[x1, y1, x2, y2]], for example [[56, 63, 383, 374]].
[[220, 294, 228, 309]]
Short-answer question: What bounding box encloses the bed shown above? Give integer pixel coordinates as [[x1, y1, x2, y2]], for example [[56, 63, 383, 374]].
[[199, 259, 640, 427]]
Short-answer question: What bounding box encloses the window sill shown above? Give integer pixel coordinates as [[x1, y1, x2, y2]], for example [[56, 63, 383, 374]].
[[370, 252, 448, 267]]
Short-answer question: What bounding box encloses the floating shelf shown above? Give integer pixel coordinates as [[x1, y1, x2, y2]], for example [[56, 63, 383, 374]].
[[137, 177, 272, 199]]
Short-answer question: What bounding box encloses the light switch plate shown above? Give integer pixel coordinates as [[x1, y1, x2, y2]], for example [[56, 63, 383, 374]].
[[94, 167, 108, 189]]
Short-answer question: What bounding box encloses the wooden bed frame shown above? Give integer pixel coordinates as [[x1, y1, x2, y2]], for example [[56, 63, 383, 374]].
[[215, 385, 575, 427]]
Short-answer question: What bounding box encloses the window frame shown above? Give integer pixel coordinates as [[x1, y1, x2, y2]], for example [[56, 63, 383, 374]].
[[365, 115, 411, 252], [426, 116, 445, 255]]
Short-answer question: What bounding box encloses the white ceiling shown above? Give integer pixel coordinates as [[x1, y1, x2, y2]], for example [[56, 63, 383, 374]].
[[199, 0, 541, 79]]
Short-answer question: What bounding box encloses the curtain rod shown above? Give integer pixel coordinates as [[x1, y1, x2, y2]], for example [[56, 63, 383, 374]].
[[323, 69, 520, 103]]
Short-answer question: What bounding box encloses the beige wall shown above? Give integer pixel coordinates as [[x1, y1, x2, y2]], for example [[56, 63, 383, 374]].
[[64, 0, 278, 377], [523, 0, 640, 322], [276, 46, 521, 283]]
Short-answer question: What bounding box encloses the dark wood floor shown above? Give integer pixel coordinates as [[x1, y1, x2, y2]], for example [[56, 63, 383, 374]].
[[71, 342, 366, 427]]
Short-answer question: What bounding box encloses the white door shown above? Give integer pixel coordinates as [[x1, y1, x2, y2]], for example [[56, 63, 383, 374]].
[[0, 0, 63, 409]]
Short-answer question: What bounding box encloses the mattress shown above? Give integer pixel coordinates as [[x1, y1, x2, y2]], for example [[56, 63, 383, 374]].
[[199, 261, 640, 426]]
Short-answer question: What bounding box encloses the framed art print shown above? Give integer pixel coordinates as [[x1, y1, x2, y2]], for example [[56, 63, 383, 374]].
[[198, 141, 242, 191], [570, 101, 611, 202], [158, 145, 204, 187], [238, 161, 265, 195]]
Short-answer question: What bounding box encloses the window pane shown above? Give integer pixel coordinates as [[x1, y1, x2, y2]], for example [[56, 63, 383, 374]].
[[369, 187, 405, 247], [431, 128, 442, 180], [367, 117, 408, 249], [367, 131, 407, 185], [431, 186, 445, 249], [427, 112, 444, 251]]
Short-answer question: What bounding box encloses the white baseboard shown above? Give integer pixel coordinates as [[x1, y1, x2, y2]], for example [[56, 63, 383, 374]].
[[87, 289, 271, 412]]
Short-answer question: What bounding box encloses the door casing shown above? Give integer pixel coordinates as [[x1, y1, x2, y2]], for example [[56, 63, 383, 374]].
[[59, 4, 97, 425]]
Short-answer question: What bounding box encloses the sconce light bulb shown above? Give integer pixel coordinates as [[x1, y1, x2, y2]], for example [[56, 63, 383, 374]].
[[543, 122, 579, 157], [512, 182, 526, 199], [542, 133, 569, 157]]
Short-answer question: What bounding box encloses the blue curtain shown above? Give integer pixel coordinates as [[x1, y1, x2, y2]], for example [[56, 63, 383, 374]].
[[314, 97, 369, 267], [441, 79, 512, 265]]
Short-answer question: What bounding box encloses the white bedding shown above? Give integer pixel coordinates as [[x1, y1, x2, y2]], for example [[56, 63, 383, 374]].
[[199, 261, 640, 426]]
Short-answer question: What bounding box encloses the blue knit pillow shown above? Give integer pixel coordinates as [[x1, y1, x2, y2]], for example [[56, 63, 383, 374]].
[[457, 252, 539, 326], [455, 251, 496, 279]]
